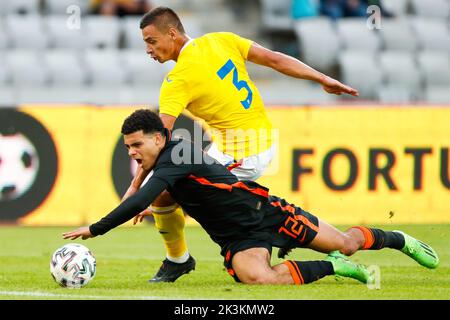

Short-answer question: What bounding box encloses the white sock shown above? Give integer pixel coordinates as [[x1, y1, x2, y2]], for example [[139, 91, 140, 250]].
[[167, 251, 190, 264]]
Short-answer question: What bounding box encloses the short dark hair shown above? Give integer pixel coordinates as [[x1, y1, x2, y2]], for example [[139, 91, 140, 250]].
[[121, 109, 165, 136], [140, 6, 185, 33]]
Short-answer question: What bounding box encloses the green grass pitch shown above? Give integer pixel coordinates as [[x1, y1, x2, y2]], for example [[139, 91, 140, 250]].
[[0, 224, 448, 300]]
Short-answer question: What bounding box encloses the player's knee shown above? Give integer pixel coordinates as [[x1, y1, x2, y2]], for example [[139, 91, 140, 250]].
[[240, 272, 272, 285], [153, 190, 175, 208]]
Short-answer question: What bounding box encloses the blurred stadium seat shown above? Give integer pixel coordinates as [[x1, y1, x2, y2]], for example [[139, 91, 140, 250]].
[[0, 0, 41, 16], [337, 18, 381, 52], [260, 0, 293, 32], [424, 85, 450, 103], [121, 16, 145, 50], [0, 18, 9, 49], [5, 50, 49, 87], [410, 0, 450, 19], [46, 15, 87, 49], [379, 18, 418, 52], [294, 17, 340, 74], [43, 50, 87, 86], [121, 49, 166, 85], [338, 51, 382, 100], [411, 17, 450, 52], [85, 16, 121, 49], [0, 87, 16, 104], [378, 85, 415, 103], [417, 51, 450, 87], [83, 49, 128, 86], [151, 0, 189, 12], [177, 14, 204, 38], [0, 51, 11, 86], [380, 0, 410, 17], [117, 85, 161, 104], [5, 15, 49, 49], [44, 0, 91, 15], [379, 51, 422, 99], [255, 80, 337, 105]]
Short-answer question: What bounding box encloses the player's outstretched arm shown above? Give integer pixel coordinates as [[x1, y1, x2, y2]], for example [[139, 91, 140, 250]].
[[122, 164, 150, 202], [247, 42, 358, 97]]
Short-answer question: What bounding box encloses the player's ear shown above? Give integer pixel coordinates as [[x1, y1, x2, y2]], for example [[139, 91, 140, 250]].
[[168, 27, 177, 40], [155, 132, 163, 145]]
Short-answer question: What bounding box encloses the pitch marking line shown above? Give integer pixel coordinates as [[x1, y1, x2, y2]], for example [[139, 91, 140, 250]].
[[0, 290, 188, 300]]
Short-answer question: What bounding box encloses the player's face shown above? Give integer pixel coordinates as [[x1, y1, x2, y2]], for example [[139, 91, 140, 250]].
[[124, 130, 163, 171], [142, 24, 176, 63]]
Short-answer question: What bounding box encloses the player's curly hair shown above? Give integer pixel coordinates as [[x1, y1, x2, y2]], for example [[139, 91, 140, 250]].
[[140, 6, 185, 33], [121, 109, 165, 136]]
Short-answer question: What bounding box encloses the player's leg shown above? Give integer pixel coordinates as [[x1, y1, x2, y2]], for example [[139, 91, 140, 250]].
[[347, 226, 439, 269], [232, 247, 292, 284], [306, 219, 364, 255], [231, 247, 371, 285], [149, 190, 196, 282], [307, 220, 438, 269]]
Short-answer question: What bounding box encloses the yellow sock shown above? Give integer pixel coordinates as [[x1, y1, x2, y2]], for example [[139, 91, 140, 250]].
[[152, 206, 188, 260]]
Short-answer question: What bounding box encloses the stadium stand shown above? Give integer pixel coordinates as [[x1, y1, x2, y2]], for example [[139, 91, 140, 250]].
[[293, 17, 340, 74], [338, 51, 382, 100], [410, 17, 450, 52], [83, 49, 128, 86], [378, 18, 418, 52], [43, 50, 87, 86], [44, 0, 91, 15], [417, 51, 450, 88], [85, 16, 121, 49], [0, 0, 41, 15], [121, 16, 146, 50], [0, 0, 449, 105], [0, 18, 9, 49], [410, 0, 450, 19], [46, 15, 87, 49], [5, 50, 50, 87], [380, 0, 409, 16], [121, 49, 169, 85], [379, 51, 422, 102], [5, 15, 49, 49], [0, 51, 10, 86], [337, 18, 381, 52], [260, 0, 294, 32], [424, 86, 450, 103]]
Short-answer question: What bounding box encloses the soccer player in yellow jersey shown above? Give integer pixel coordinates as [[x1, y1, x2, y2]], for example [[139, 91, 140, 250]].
[[122, 6, 359, 282]]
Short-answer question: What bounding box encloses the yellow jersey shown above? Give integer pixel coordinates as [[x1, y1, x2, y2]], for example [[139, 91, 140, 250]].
[[159, 32, 273, 159]]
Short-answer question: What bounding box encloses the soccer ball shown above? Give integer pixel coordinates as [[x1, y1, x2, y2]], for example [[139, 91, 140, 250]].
[[0, 133, 39, 200], [50, 243, 96, 289]]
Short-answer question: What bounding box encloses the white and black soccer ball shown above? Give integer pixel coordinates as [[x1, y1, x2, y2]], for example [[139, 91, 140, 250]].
[[0, 133, 39, 201], [50, 243, 96, 289]]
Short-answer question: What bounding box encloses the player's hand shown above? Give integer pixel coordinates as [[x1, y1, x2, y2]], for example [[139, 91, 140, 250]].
[[133, 208, 153, 225], [62, 226, 93, 240], [321, 75, 359, 97]]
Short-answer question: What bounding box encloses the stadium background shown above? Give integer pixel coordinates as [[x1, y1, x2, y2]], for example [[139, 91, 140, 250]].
[[0, 0, 449, 228]]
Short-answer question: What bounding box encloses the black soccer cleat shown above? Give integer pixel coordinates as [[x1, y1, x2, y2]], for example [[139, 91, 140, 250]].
[[149, 255, 196, 283], [277, 247, 292, 259]]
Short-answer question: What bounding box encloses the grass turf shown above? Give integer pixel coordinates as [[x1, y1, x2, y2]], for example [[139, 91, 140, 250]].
[[0, 224, 448, 300]]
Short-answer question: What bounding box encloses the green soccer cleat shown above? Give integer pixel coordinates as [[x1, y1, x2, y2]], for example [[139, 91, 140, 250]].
[[325, 251, 374, 284], [393, 230, 439, 269]]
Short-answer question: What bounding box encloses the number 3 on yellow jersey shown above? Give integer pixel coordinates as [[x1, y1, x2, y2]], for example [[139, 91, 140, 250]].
[[217, 59, 253, 109]]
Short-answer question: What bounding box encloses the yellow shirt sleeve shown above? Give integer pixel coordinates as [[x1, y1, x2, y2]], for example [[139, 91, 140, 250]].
[[230, 33, 253, 60], [159, 73, 191, 118]]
